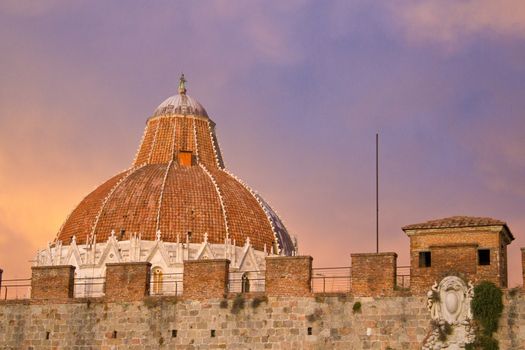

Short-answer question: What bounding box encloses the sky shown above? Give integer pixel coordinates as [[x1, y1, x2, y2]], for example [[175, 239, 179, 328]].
[[0, 0, 524, 285]]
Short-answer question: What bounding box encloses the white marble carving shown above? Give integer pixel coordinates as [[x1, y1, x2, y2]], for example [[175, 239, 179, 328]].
[[35, 232, 281, 297], [423, 276, 475, 350]]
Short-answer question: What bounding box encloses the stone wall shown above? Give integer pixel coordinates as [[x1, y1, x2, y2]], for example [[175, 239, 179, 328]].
[[1, 292, 524, 349]]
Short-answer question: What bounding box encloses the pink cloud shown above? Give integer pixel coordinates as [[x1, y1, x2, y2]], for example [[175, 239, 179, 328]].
[[0, 0, 77, 17], [0, 0, 524, 290], [391, 0, 525, 49]]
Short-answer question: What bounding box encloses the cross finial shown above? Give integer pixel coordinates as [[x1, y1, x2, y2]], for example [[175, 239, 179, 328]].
[[178, 73, 187, 95]]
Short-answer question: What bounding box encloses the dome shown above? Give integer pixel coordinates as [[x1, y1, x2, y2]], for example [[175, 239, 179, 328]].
[[153, 94, 208, 118], [152, 74, 208, 118], [55, 76, 295, 255]]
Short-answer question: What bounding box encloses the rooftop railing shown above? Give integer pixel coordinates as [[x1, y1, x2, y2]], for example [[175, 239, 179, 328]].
[[150, 273, 183, 296], [396, 265, 410, 289], [74, 277, 105, 298], [0, 264, 413, 300], [228, 271, 265, 293], [2, 278, 31, 300], [311, 267, 352, 293]]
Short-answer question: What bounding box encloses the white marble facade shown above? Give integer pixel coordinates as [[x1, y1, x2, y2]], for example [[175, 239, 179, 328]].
[[34, 231, 286, 297]]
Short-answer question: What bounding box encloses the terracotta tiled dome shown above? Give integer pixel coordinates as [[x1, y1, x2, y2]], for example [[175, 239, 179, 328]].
[[56, 77, 294, 255]]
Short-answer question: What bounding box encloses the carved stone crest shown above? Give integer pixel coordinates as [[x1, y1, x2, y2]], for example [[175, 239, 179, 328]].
[[423, 276, 475, 350]]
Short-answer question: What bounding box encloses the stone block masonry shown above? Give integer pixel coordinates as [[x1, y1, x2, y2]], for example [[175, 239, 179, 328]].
[[183, 259, 230, 299], [31, 265, 75, 299], [1, 292, 525, 349], [351, 252, 397, 297], [105, 262, 151, 301], [4, 249, 525, 349], [265, 256, 312, 296]]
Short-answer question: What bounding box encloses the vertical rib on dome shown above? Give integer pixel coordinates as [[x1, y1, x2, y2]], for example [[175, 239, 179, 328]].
[[55, 88, 294, 255], [199, 164, 230, 240], [90, 165, 145, 238], [133, 115, 222, 169], [155, 160, 174, 232]]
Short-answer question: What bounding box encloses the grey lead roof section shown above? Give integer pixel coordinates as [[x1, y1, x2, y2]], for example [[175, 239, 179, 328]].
[[153, 94, 208, 118]]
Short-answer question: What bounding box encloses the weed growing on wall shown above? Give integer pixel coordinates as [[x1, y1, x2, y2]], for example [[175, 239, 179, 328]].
[[508, 287, 520, 297], [352, 301, 362, 314], [432, 320, 452, 342], [465, 335, 499, 350], [467, 281, 503, 350], [337, 294, 348, 303], [251, 295, 268, 309], [231, 294, 245, 314], [143, 297, 160, 309], [306, 308, 323, 322]]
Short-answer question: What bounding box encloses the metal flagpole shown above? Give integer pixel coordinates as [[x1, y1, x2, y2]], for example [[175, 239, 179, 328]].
[[376, 133, 379, 254]]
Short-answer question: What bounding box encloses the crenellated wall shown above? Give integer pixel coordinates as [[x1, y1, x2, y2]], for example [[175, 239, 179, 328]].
[[31, 265, 75, 300], [266, 256, 312, 297], [1, 292, 525, 349], [351, 252, 397, 297], [183, 259, 229, 300], [2, 253, 525, 349], [105, 262, 152, 301]]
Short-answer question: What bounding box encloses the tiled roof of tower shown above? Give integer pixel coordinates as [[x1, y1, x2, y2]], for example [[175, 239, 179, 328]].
[[55, 77, 295, 255], [402, 216, 507, 230]]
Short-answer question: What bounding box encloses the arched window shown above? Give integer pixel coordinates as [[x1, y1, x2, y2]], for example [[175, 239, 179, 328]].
[[241, 273, 250, 293], [152, 267, 163, 295]]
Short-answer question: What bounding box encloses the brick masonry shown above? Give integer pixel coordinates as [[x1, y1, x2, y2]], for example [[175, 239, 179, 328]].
[[105, 262, 151, 301], [265, 256, 312, 297], [410, 243, 478, 294], [406, 226, 510, 294], [31, 265, 75, 299], [351, 252, 397, 297], [56, 113, 291, 254], [183, 259, 229, 300], [4, 247, 525, 348], [1, 292, 525, 349]]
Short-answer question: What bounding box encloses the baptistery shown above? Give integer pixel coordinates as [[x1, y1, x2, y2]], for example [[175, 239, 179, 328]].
[[35, 75, 296, 295]]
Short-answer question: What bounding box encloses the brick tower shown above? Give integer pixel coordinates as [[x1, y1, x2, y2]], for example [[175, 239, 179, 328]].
[[403, 216, 514, 293]]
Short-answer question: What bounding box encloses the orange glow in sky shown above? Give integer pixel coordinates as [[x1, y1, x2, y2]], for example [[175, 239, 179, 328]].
[[1, 1, 525, 286]]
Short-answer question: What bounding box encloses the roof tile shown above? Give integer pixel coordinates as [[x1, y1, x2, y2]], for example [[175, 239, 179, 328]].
[[402, 216, 506, 230]]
